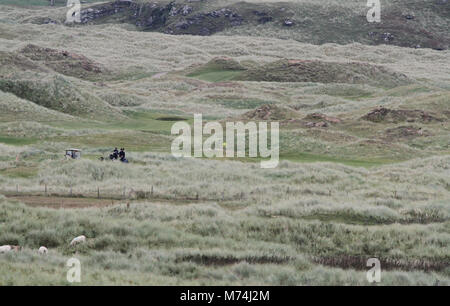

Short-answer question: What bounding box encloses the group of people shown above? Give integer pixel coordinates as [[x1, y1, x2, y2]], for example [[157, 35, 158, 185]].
[[110, 147, 128, 163]]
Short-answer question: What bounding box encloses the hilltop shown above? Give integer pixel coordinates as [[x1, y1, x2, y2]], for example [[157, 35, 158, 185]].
[[23, 0, 448, 50]]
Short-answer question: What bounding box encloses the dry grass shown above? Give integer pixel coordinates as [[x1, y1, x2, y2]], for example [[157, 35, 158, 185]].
[[0, 2, 449, 285]]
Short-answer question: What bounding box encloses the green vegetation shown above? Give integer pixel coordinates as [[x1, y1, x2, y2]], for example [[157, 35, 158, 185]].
[[0, 136, 38, 146], [281, 153, 393, 168], [0, 1, 448, 285]]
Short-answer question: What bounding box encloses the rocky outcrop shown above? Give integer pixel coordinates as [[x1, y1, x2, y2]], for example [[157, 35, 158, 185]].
[[80, 0, 133, 24], [362, 107, 444, 123], [20, 44, 105, 79], [74, 0, 448, 50], [78, 0, 292, 36]]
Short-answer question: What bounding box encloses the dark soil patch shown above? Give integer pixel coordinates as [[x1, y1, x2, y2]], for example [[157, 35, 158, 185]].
[[313, 255, 449, 272], [177, 254, 293, 266], [362, 107, 444, 123], [7, 195, 116, 209], [20, 44, 105, 79]]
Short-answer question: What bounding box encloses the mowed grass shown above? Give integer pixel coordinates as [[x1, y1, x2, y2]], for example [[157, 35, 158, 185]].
[[0, 136, 38, 146], [41, 111, 187, 152], [47, 110, 190, 134], [52, 131, 171, 152]]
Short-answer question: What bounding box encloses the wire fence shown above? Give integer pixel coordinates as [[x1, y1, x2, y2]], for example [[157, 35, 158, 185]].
[[1, 184, 249, 203]]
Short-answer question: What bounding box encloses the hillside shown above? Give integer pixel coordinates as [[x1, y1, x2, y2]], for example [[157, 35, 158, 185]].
[[24, 0, 450, 50], [0, 0, 449, 287]]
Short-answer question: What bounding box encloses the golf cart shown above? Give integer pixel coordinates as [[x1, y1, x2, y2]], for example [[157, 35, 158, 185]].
[[65, 148, 81, 159]]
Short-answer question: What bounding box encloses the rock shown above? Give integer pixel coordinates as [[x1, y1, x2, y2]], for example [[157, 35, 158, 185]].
[[381, 32, 394, 42], [43, 18, 58, 24], [305, 121, 328, 128], [169, 6, 178, 16], [181, 5, 192, 16], [75, 1, 289, 36], [80, 1, 132, 23], [284, 19, 294, 26], [208, 10, 222, 18], [175, 21, 189, 29], [258, 16, 273, 24]]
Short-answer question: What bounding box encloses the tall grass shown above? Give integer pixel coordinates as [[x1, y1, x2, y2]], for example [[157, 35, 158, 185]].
[[0, 195, 449, 285], [0, 2, 448, 285]]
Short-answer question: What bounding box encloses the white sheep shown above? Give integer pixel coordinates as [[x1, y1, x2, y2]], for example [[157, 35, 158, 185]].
[[70, 235, 86, 246], [0, 245, 11, 253], [38, 246, 48, 254], [0, 245, 20, 253]]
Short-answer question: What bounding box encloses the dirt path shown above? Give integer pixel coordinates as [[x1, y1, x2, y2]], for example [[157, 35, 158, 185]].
[[4, 193, 245, 210], [7, 195, 118, 209]]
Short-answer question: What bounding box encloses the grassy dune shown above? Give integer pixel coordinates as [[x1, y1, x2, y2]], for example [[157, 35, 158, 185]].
[[0, 2, 449, 285]]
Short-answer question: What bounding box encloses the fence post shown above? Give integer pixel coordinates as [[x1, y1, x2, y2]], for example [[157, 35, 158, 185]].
[[196, 192, 199, 201], [45, 184, 47, 196], [151, 186, 154, 198], [97, 187, 100, 199]]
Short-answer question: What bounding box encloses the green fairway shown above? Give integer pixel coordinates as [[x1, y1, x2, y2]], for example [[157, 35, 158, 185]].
[[0, 136, 38, 146]]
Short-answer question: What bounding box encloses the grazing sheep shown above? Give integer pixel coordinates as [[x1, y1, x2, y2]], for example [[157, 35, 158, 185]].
[[38, 246, 48, 254], [0, 245, 21, 253], [70, 235, 86, 246], [0, 245, 12, 253]]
